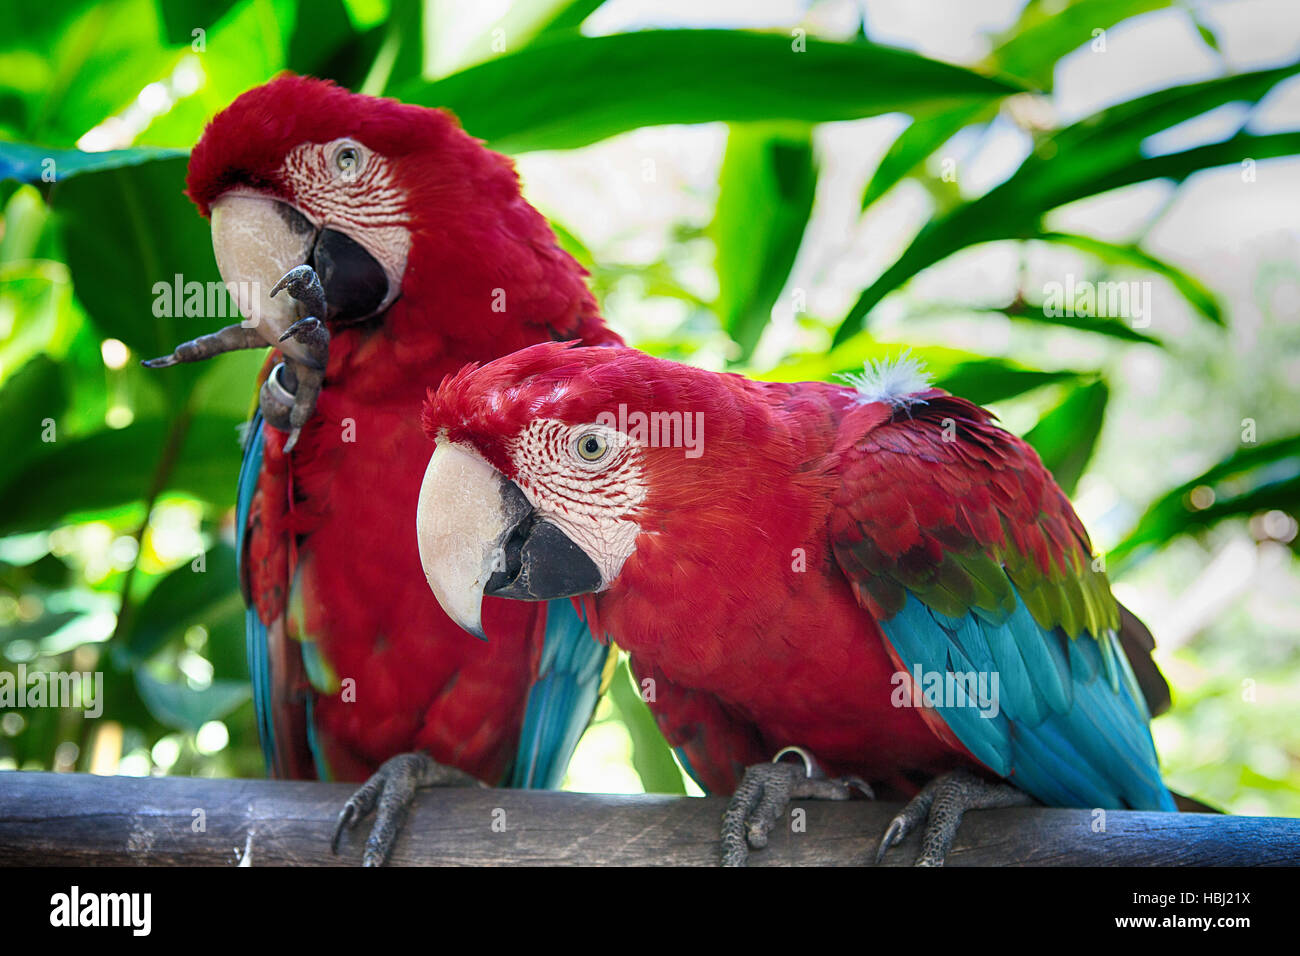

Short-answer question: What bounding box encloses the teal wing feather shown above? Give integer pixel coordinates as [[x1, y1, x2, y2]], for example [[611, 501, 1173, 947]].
[[830, 393, 1174, 811], [235, 411, 276, 774], [508, 598, 609, 789]]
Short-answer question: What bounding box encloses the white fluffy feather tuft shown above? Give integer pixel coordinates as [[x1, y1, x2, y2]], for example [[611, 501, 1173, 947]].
[[839, 350, 933, 409]]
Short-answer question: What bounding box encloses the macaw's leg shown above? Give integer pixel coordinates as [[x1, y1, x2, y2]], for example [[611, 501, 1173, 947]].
[[876, 768, 1034, 867], [266, 266, 329, 453], [332, 752, 484, 867], [721, 746, 872, 867], [140, 323, 266, 367]]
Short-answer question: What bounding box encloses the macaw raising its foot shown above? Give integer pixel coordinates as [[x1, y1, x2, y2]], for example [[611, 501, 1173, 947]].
[[413, 342, 1179, 866], [143, 77, 622, 865]]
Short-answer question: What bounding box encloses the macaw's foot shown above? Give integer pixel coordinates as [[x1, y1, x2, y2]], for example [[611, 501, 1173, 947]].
[[721, 746, 872, 867], [876, 768, 1034, 867], [140, 323, 266, 368], [331, 752, 483, 867], [259, 266, 330, 453]]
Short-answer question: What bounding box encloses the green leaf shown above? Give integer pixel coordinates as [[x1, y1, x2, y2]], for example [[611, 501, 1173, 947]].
[[935, 362, 1080, 407], [0, 413, 245, 535], [0, 355, 68, 490], [995, 303, 1162, 344], [834, 63, 1300, 345], [860, 1, 1175, 210], [122, 543, 241, 664], [1111, 435, 1300, 566], [711, 123, 815, 361], [1023, 380, 1109, 495], [134, 668, 249, 733], [861, 102, 989, 211], [157, 0, 240, 46], [10, 0, 175, 145], [400, 30, 1024, 153], [988, 0, 1172, 89], [1036, 231, 1222, 325], [138, 0, 297, 147], [0, 143, 187, 185], [51, 155, 219, 379], [607, 657, 687, 795]]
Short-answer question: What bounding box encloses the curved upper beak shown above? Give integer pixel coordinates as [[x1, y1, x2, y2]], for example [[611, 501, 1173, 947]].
[[416, 443, 603, 639], [209, 193, 392, 363]]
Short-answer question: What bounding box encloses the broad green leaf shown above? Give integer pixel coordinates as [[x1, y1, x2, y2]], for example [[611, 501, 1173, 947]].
[[711, 123, 815, 361], [997, 302, 1162, 344], [20, 0, 175, 145], [157, 0, 241, 46], [861, 102, 989, 211], [134, 668, 249, 733], [51, 155, 218, 386], [988, 0, 1172, 89], [1111, 436, 1300, 566], [0, 143, 187, 185], [0, 355, 68, 490], [401, 30, 1024, 153], [834, 63, 1300, 344], [934, 362, 1079, 407], [138, 0, 297, 147], [0, 413, 245, 535], [607, 656, 687, 795], [1023, 379, 1109, 495], [122, 543, 241, 666], [860, 0, 1173, 210], [285, 0, 384, 90]]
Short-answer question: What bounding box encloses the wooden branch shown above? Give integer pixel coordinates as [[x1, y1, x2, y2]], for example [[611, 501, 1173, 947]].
[[1, 771, 1296, 866]]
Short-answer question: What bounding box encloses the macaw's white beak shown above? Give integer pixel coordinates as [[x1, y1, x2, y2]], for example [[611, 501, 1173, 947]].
[[210, 192, 396, 365], [209, 193, 318, 365], [416, 442, 603, 640]]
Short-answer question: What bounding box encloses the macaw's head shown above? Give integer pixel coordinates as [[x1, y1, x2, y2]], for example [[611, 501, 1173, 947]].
[[413, 342, 819, 638], [186, 73, 524, 359]]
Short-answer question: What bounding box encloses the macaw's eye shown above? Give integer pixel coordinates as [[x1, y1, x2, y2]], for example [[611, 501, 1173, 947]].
[[335, 146, 360, 175], [575, 432, 608, 462]]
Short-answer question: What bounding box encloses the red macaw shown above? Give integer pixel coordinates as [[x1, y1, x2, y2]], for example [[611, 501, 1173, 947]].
[[144, 76, 622, 865], [414, 341, 1179, 865]]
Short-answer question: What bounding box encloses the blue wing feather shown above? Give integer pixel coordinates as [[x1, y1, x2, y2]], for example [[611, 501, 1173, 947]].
[[507, 598, 609, 789], [235, 412, 278, 776], [881, 590, 1175, 811]]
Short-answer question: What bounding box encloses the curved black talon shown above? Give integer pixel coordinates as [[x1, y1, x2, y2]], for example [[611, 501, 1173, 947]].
[[270, 263, 326, 322], [280, 316, 323, 342]]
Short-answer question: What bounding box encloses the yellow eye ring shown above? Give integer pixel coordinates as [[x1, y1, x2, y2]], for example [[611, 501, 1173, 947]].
[[575, 432, 608, 462]]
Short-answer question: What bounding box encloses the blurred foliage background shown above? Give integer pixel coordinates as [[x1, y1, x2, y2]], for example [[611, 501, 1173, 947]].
[[1, 0, 1298, 816]]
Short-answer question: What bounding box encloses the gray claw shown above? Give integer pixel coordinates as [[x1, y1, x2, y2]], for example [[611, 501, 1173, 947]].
[[270, 264, 326, 322], [330, 752, 483, 867], [721, 752, 871, 867], [875, 768, 1033, 866]]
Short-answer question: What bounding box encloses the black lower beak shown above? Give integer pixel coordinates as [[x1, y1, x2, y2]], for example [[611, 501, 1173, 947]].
[[310, 227, 389, 322], [485, 483, 603, 601]]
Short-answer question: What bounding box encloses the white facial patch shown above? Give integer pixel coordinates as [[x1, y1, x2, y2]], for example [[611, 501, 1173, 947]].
[[509, 419, 648, 588], [278, 138, 412, 312]]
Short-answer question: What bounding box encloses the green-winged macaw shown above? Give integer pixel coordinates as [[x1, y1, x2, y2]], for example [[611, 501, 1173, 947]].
[[413, 341, 1183, 865], [144, 76, 622, 865]]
